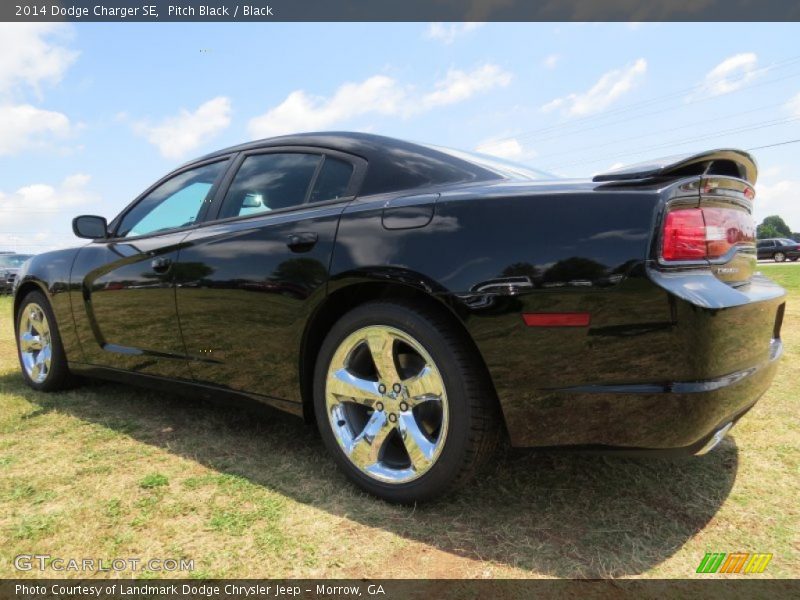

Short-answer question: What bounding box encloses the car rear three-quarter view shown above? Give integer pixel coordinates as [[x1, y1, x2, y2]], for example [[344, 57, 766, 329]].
[[12, 133, 785, 503]]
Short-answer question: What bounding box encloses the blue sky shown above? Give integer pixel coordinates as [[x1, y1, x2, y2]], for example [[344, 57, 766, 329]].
[[1, 22, 799, 252]]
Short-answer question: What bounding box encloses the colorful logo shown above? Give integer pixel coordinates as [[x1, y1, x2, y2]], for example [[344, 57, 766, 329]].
[[696, 552, 772, 574]]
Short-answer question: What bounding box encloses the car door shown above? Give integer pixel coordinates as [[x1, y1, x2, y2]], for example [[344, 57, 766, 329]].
[[756, 240, 772, 259], [175, 148, 365, 403], [71, 158, 231, 378]]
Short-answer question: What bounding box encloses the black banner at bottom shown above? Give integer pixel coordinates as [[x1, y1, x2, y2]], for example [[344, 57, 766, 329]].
[[1, 579, 800, 600]]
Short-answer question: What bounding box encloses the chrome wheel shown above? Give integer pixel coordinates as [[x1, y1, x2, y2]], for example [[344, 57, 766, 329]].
[[774, 252, 786, 262], [325, 325, 449, 484], [18, 302, 52, 384]]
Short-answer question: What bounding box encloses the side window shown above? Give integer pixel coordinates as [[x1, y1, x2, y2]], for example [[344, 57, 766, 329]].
[[117, 161, 227, 238], [219, 153, 321, 219], [309, 157, 354, 203]]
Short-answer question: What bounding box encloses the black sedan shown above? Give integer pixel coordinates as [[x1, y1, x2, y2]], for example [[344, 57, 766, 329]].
[[757, 238, 800, 262], [12, 134, 785, 502], [1, 253, 34, 294]]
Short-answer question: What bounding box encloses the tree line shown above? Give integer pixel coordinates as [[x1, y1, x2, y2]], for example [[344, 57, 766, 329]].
[[757, 215, 800, 242]]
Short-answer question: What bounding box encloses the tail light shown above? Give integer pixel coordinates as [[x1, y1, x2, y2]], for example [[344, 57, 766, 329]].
[[662, 207, 755, 261]]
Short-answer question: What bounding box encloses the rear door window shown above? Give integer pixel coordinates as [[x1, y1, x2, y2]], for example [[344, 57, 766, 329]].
[[219, 153, 321, 219]]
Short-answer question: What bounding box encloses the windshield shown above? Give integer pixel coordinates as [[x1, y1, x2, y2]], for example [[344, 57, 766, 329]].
[[424, 144, 557, 181], [779, 239, 797, 245], [0, 254, 33, 268]]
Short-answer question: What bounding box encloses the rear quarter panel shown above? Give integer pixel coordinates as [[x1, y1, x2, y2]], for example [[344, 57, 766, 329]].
[[331, 185, 671, 442]]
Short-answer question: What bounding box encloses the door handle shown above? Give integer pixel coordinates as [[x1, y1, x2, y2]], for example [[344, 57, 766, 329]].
[[151, 256, 172, 273], [287, 232, 318, 252]]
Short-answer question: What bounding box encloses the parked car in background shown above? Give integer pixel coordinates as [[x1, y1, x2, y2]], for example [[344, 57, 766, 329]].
[[11, 134, 785, 502], [0, 253, 34, 294], [757, 238, 800, 262]]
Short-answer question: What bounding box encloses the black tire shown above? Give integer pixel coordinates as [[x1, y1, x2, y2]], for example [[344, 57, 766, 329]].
[[16, 290, 74, 392], [313, 300, 500, 503], [774, 252, 786, 262]]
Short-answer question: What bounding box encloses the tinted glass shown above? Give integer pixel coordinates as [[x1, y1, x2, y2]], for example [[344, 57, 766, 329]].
[[220, 153, 321, 219], [779, 239, 796, 245], [117, 161, 227, 237], [309, 157, 353, 203]]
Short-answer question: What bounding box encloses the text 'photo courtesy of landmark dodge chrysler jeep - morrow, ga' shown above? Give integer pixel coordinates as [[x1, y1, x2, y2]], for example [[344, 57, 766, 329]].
[[13, 133, 785, 503]]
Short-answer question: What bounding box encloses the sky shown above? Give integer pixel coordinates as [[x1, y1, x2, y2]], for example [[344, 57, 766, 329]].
[[1, 21, 799, 253]]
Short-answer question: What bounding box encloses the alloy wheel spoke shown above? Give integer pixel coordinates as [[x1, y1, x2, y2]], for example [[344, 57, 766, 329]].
[[397, 413, 436, 471], [37, 344, 52, 368], [30, 361, 42, 381], [328, 368, 383, 406], [365, 330, 401, 383], [403, 365, 444, 407], [347, 410, 393, 469], [19, 332, 42, 353]]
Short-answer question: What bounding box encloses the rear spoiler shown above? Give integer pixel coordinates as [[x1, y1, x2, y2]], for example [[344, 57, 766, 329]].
[[592, 149, 757, 185]]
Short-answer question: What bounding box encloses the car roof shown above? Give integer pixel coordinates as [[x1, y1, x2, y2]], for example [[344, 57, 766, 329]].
[[188, 132, 521, 197]]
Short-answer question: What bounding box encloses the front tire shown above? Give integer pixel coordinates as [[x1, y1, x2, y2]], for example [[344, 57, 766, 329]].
[[313, 301, 500, 503], [774, 252, 786, 262], [16, 290, 73, 391]]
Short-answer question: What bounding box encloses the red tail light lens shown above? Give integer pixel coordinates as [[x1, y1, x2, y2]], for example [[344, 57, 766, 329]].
[[662, 208, 706, 260], [661, 207, 755, 261]]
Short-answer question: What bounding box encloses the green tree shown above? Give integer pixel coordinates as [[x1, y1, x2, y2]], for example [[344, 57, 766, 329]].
[[757, 215, 792, 239]]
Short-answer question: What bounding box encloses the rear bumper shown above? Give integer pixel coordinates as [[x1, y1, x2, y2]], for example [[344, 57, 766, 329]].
[[492, 271, 785, 449], [523, 338, 781, 451]]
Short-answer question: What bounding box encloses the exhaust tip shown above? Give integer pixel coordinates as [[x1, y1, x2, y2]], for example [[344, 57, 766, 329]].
[[696, 422, 733, 456]]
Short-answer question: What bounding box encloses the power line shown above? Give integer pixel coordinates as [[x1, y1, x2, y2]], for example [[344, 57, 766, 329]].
[[544, 116, 800, 171], [480, 55, 800, 150], [747, 138, 800, 151], [531, 100, 789, 162]]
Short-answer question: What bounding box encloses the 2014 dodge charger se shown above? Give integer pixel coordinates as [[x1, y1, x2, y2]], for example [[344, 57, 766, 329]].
[[13, 133, 785, 502]]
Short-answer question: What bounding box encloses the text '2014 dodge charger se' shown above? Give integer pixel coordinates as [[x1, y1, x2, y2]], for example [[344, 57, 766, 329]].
[[13, 133, 785, 502]]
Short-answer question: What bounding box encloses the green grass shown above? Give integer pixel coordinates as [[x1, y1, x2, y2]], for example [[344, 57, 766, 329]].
[[139, 473, 170, 489], [759, 263, 800, 289], [0, 278, 798, 579]]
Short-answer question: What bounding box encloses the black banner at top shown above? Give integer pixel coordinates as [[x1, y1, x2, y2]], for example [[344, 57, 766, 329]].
[[3, 0, 800, 22]]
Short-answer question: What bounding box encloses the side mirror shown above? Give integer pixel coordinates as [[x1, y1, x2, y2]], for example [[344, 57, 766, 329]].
[[72, 215, 108, 239]]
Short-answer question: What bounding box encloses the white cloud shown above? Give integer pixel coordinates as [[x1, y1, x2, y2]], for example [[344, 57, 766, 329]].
[[755, 179, 800, 232], [694, 53, 758, 98], [0, 24, 78, 97], [0, 24, 78, 157], [787, 91, 800, 117], [421, 64, 512, 108], [542, 54, 561, 70], [475, 137, 528, 160], [425, 22, 484, 44], [248, 65, 512, 139], [134, 96, 232, 159], [248, 76, 404, 139], [542, 58, 647, 117], [0, 174, 99, 252], [0, 103, 72, 155]]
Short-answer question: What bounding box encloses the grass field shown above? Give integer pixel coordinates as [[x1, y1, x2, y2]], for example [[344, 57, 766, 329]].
[[0, 265, 797, 579]]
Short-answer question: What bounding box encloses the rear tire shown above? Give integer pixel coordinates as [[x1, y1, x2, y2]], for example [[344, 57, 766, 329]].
[[774, 252, 786, 262], [313, 301, 500, 503], [16, 290, 73, 392]]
